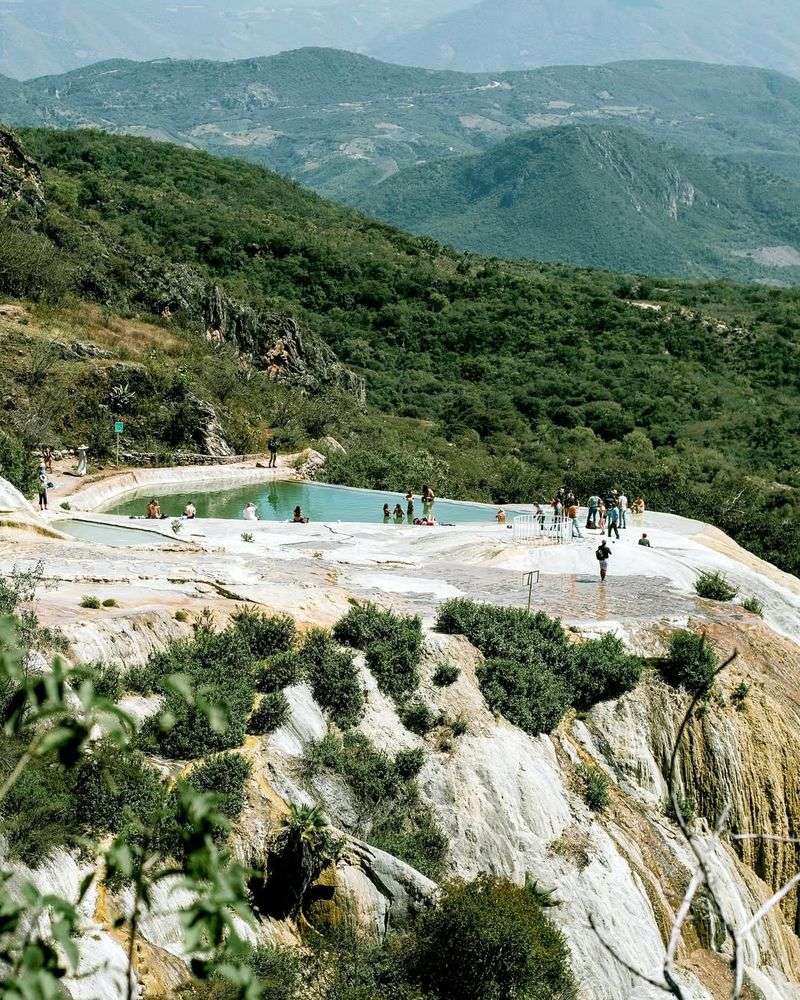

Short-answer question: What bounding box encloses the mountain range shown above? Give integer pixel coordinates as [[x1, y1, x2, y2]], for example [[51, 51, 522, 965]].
[[3, 0, 800, 80], [0, 0, 471, 79], [4, 48, 800, 280], [377, 0, 800, 77]]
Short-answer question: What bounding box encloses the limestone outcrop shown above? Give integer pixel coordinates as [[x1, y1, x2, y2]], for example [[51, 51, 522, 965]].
[[3, 503, 800, 999], [0, 128, 45, 214]]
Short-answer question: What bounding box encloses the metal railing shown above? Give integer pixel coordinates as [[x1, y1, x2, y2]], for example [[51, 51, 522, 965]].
[[512, 514, 576, 545]]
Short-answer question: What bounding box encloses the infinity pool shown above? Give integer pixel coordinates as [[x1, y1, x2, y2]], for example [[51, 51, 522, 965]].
[[107, 480, 497, 524]]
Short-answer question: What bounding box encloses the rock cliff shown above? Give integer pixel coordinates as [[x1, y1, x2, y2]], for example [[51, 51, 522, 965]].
[[0, 127, 44, 214]]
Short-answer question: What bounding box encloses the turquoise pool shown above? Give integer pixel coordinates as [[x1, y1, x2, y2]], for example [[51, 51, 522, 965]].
[[107, 480, 497, 524]]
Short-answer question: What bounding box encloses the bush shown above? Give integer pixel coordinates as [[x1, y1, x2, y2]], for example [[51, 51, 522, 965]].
[[448, 713, 469, 738], [577, 764, 611, 812], [184, 752, 252, 820], [479, 658, 569, 735], [564, 635, 642, 712], [436, 600, 569, 666], [694, 570, 739, 602], [395, 746, 425, 779], [255, 651, 303, 693], [0, 735, 164, 864], [72, 661, 124, 702], [0, 429, 38, 496], [302, 731, 447, 880], [102, 598, 119, 608], [400, 699, 438, 736], [174, 609, 190, 623], [80, 595, 102, 609], [741, 596, 764, 617], [231, 607, 296, 657], [432, 663, 460, 687], [411, 876, 577, 1000], [301, 629, 364, 729], [248, 691, 291, 735], [137, 627, 256, 758], [661, 630, 717, 694], [334, 603, 423, 701]]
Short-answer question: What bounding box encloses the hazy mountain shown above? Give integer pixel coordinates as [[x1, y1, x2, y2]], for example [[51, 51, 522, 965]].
[[355, 125, 800, 281], [5, 49, 800, 201], [375, 0, 800, 78], [0, 0, 471, 79]]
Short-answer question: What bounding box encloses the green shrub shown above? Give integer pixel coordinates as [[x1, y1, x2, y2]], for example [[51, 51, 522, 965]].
[[448, 713, 469, 738], [694, 570, 739, 602], [741, 596, 764, 617], [577, 764, 611, 812], [102, 598, 119, 608], [241, 532, 255, 543], [174, 609, 190, 623], [661, 630, 717, 695], [0, 735, 164, 865], [411, 876, 577, 1000], [400, 699, 438, 736], [231, 607, 296, 658], [80, 595, 102, 609], [72, 661, 124, 702], [564, 635, 642, 711], [184, 752, 252, 820], [249, 945, 303, 1000], [137, 627, 256, 758], [395, 746, 425, 779], [0, 429, 38, 496], [432, 663, 460, 687], [731, 681, 750, 709], [666, 792, 697, 826], [370, 806, 449, 882], [255, 651, 303, 693], [301, 629, 364, 729], [479, 658, 569, 735], [334, 602, 423, 701], [248, 691, 290, 735], [302, 731, 447, 880], [436, 600, 569, 665]]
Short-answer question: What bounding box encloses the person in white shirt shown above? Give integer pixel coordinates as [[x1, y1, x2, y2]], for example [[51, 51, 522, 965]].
[[618, 493, 628, 529], [242, 502, 258, 521], [184, 502, 196, 519]]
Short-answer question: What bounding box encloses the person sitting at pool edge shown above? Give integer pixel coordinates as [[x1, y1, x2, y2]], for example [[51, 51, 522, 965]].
[[638, 533, 651, 547], [184, 501, 196, 519], [243, 502, 258, 521], [292, 505, 309, 524], [146, 498, 161, 519], [496, 509, 507, 524]]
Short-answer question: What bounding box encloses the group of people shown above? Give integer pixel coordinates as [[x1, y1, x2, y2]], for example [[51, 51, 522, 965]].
[[552, 488, 646, 542], [383, 486, 437, 526], [243, 501, 308, 523]]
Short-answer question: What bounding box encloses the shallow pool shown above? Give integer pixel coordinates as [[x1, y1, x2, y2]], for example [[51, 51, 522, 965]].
[[56, 519, 180, 547], [107, 481, 497, 524]]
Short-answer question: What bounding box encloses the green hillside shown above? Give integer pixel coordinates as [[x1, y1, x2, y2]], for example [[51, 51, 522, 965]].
[[5, 49, 800, 199], [3, 126, 800, 575], [356, 125, 800, 280]]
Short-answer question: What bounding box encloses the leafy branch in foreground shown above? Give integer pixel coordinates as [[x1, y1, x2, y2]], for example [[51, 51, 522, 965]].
[[0, 614, 261, 1000]]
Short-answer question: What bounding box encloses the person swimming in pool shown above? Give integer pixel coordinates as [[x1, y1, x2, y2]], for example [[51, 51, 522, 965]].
[[393, 503, 404, 521], [292, 505, 309, 524], [383, 503, 391, 521]]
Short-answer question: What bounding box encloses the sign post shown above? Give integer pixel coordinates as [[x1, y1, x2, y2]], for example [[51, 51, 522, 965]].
[[114, 420, 124, 467]]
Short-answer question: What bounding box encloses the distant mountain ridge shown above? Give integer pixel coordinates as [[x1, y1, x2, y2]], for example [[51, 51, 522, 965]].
[[376, 0, 800, 78], [5, 48, 800, 281], [5, 49, 800, 193], [354, 124, 800, 281], [0, 0, 472, 79]]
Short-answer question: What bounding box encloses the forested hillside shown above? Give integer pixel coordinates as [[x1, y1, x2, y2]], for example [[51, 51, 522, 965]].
[[2, 126, 800, 574], [356, 125, 800, 280]]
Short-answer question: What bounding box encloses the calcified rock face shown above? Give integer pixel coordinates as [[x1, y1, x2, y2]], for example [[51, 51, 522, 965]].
[[3, 481, 800, 999], [0, 128, 45, 214]]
